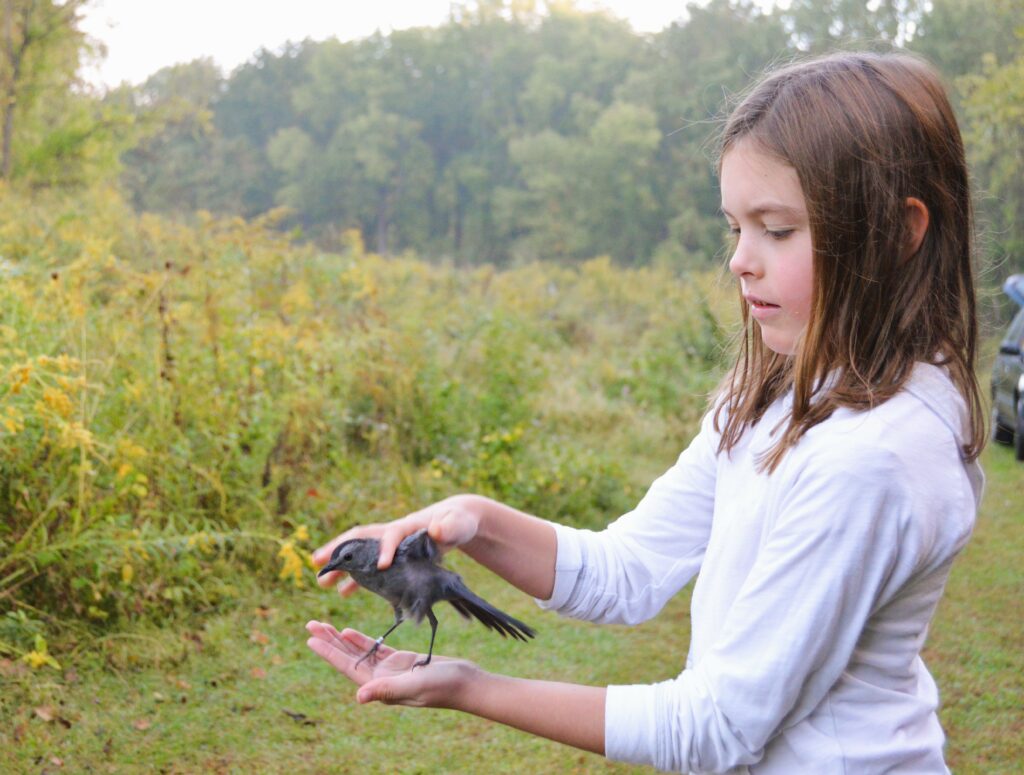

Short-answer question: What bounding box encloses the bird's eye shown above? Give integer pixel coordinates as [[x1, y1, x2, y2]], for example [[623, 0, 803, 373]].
[[343, 553, 353, 562]]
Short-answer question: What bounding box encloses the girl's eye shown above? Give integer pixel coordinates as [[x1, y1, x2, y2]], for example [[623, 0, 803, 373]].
[[766, 228, 794, 240]]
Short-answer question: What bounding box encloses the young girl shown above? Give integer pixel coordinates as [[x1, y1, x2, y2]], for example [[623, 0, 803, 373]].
[[307, 51, 985, 773]]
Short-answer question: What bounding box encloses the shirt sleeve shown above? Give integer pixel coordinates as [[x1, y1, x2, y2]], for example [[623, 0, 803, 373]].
[[604, 444, 915, 772], [535, 409, 719, 625]]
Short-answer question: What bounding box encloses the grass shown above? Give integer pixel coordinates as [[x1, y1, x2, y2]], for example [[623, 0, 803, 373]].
[[1, 442, 1021, 773]]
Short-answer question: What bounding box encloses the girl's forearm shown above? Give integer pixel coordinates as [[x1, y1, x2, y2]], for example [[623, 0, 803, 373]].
[[457, 669, 606, 755], [459, 494, 559, 600]]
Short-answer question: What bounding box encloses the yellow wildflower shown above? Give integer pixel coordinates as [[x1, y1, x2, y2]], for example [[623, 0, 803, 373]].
[[122, 564, 134, 585], [277, 541, 305, 587], [7, 362, 32, 394], [292, 525, 310, 542], [117, 438, 148, 460], [22, 650, 59, 669], [22, 635, 61, 670], [187, 531, 215, 555], [59, 421, 94, 451], [43, 387, 74, 418]]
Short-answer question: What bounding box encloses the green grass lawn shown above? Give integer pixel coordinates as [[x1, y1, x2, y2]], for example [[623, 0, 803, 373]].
[[2, 442, 1021, 774]]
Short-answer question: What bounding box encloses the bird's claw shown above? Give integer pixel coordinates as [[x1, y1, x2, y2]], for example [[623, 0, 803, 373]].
[[355, 637, 385, 669], [410, 655, 432, 671]]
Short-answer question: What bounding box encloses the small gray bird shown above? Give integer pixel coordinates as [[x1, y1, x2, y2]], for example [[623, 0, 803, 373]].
[[318, 529, 536, 668]]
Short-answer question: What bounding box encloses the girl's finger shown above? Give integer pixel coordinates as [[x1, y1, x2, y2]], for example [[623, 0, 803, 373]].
[[376, 520, 415, 569], [306, 621, 356, 655], [338, 578, 361, 598], [340, 627, 396, 659]]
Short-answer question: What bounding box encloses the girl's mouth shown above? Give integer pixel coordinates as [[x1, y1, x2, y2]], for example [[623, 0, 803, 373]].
[[745, 295, 781, 320]]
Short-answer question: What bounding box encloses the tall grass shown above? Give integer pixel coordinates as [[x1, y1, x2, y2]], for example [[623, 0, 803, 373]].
[[0, 186, 734, 664]]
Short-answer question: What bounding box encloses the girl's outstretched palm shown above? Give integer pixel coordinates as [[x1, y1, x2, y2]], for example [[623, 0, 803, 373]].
[[305, 620, 478, 708]]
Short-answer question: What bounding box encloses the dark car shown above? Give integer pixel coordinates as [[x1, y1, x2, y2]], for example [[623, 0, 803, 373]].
[[991, 275, 1024, 460]]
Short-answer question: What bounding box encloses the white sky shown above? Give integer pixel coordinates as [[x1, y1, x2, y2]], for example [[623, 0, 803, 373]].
[[79, 1, 699, 90]]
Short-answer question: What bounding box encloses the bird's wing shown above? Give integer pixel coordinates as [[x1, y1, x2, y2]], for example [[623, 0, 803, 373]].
[[440, 573, 536, 642], [396, 529, 441, 564]]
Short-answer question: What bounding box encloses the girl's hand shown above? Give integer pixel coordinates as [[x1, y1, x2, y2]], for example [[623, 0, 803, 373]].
[[312, 495, 483, 598], [305, 620, 479, 708]]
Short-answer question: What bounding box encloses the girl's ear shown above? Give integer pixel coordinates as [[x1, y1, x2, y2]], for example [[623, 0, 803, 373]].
[[904, 197, 930, 259]]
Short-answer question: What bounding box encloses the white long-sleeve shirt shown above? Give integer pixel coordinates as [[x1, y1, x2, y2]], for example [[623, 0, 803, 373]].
[[537, 363, 983, 773]]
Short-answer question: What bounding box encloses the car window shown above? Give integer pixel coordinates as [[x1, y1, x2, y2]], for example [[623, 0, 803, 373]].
[[1006, 307, 1024, 346]]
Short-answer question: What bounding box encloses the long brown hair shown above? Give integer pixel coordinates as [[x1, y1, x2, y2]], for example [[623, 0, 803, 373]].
[[713, 51, 985, 471]]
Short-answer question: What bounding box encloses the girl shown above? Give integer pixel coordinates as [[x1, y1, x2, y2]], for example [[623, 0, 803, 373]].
[[307, 51, 985, 773]]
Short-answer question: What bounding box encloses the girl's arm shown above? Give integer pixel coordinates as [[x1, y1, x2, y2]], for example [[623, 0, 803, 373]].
[[305, 621, 605, 754], [314, 494, 558, 600]]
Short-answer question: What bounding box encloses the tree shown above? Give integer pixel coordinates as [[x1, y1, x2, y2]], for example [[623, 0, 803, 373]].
[[1, 0, 91, 180], [781, 0, 927, 51], [959, 39, 1024, 272]]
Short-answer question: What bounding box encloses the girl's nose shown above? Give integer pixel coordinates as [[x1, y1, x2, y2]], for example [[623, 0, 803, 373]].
[[728, 235, 760, 278]]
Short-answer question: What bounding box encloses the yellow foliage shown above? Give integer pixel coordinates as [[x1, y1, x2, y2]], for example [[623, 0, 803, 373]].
[[277, 541, 306, 587], [43, 387, 74, 418]]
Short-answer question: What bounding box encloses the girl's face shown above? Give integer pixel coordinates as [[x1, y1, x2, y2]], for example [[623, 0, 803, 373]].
[[721, 140, 814, 356]]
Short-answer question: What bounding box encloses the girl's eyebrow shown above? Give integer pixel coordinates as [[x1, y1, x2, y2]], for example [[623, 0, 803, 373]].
[[720, 203, 805, 219]]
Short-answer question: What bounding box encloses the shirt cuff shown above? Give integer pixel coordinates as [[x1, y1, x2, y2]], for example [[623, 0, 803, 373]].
[[605, 683, 660, 766], [533, 521, 584, 611]]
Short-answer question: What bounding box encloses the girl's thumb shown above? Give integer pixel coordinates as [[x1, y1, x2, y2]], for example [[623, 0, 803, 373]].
[[357, 679, 398, 705]]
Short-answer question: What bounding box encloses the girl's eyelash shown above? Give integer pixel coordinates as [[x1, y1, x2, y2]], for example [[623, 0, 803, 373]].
[[725, 226, 794, 240]]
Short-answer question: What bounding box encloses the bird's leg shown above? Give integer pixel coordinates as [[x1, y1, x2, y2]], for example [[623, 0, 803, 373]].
[[356, 608, 403, 668], [412, 609, 438, 670]]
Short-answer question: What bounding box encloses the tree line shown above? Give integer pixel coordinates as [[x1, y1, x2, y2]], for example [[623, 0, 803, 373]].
[[3, 0, 1023, 271]]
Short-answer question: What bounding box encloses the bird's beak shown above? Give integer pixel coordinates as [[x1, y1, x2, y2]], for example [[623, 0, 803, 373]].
[[317, 557, 344, 577]]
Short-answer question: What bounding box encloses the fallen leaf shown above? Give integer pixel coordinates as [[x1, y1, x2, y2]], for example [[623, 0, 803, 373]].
[[254, 605, 275, 619], [169, 677, 191, 690], [182, 631, 203, 650], [250, 667, 267, 680], [63, 669, 80, 684], [49, 756, 64, 767], [282, 709, 321, 726], [132, 718, 151, 731], [0, 658, 27, 678], [249, 629, 270, 645], [34, 706, 56, 722]]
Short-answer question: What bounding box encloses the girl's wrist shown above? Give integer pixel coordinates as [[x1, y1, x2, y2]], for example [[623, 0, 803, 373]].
[[446, 661, 490, 713]]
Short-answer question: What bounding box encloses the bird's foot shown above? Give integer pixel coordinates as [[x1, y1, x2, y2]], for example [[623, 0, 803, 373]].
[[410, 654, 432, 671], [355, 637, 385, 669]]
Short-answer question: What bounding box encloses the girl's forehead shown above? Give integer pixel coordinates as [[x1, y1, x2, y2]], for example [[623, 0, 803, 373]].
[[720, 141, 806, 218]]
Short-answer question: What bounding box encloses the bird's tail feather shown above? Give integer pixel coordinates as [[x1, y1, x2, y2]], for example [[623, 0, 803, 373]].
[[447, 593, 536, 642]]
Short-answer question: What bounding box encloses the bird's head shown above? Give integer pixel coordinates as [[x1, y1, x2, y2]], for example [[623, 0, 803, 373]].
[[317, 538, 380, 577]]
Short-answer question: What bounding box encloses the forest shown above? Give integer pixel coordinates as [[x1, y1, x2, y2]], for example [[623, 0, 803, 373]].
[[2, 0, 1022, 271]]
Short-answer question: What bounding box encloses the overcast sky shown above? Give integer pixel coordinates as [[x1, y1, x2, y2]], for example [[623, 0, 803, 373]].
[[79, 1, 698, 89]]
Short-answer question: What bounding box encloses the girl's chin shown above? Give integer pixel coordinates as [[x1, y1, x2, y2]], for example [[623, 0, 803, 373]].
[[756, 324, 799, 356]]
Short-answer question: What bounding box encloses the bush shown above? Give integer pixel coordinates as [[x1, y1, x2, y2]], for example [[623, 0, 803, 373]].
[[0, 188, 733, 661]]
